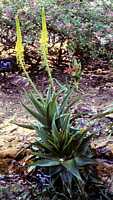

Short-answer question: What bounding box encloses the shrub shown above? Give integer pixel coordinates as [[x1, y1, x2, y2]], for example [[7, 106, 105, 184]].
[[1, 0, 113, 66]]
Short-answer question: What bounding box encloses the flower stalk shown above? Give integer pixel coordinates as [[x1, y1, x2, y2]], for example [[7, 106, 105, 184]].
[[15, 15, 42, 98], [40, 7, 54, 89]]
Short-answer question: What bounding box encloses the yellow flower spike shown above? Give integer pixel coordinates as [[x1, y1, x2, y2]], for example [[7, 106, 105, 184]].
[[15, 15, 25, 67], [15, 14, 42, 98], [40, 7, 54, 89], [40, 7, 48, 62]]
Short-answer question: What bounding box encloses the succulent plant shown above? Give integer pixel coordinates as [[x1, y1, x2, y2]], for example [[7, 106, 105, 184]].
[[16, 84, 96, 198]]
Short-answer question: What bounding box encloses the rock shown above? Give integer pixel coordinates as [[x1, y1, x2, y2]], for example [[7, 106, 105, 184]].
[[106, 113, 113, 119], [0, 158, 12, 174], [0, 147, 32, 174], [92, 138, 113, 157], [0, 148, 20, 159]]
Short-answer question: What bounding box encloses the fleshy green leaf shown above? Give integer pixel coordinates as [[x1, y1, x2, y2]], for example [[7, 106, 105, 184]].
[[62, 134, 75, 152], [47, 94, 57, 125], [59, 90, 72, 114], [28, 92, 46, 115], [31, 159, 60, 167], [34, 140, 51, 151], [14, 122, 35, 129], [75, 157, 96, 167], [47, 138, 59, 152], [62, 159, 83, 182], [60, 113, 70, 131], [51, 114, 59, 134], [34, 126, 49, 142], [22, 103, 47, 126]]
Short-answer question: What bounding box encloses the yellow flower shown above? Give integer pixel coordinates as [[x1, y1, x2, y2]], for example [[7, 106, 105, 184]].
[[15, 15, 24, 67], [39, 7, 49, 67], [39, 7, 53, 88]]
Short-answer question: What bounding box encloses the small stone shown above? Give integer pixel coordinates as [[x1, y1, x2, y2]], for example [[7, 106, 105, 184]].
[[8, 138, 15, 142]]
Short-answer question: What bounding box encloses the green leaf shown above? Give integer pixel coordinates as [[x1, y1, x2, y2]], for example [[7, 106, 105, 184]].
[[77, 134, 93, 155], [75, 157, 96, 167], [47, 94, 57, 125], [14, 122, 35, 130], [62, 159, 83, 182], [22, 103, 47, 126], [51, 114, 60, 146], [59, 90, 72, 114], [55, 113, 70, 131], [28, 92, 46, 116], [31, 159, 60, 167], [60, 113, 70, 131], [62, 134, 75, 152], [53, 78, 68, 92], [34, 126, 49, 142], [46, 86, 52, 102], [64, 96, 80, 113], [75, 133, 87, 152], [47, 138, 59, 151], [34, 140, 51, 152], [63, 131, 70, 148], [51, 113, 59, 134], [48, 95, 57, 117]]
